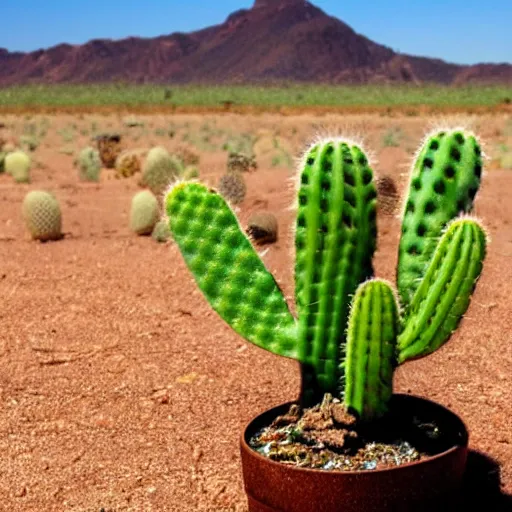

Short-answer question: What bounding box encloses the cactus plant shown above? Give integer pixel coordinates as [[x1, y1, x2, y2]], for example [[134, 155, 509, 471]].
[[130, 190, 159, 236], [375, 174, 398, 215], [227, 151, 257, 173], [5, 150, 31, 183], [151, 219, 172, 243], [140, 146, 180, 196], [22, 190, 62, 241], [218, 171, 246, 205], [163, 128, 487, 423], [246, 211, 278, 245], [76, 147, 102, 182], [96, 133, 122, 169], [115, 150, 142, 178]]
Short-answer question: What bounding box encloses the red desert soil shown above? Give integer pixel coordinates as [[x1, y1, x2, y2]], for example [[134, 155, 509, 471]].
[[0, 113, 511, 510]]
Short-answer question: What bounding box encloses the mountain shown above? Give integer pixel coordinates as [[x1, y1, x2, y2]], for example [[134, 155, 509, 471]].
[[0, 0, 511, 86]]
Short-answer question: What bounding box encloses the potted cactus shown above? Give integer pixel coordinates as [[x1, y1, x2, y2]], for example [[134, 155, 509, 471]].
[[163, 128, 487, 512]]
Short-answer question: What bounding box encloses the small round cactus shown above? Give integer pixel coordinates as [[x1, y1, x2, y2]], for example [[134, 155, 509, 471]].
[[22, 190, 62, 241], [218, 172, 246, 205], [5, 150, 31, 183], [246, 211, 278, 244], [96, 133, 122, 169], [76, 147, 102, 182], [116, 151, 142, 178], [227, 152, 257, 173], [140, 146, 180, 196], [130, 190, 159, 235], [151, 219, 172, 243]]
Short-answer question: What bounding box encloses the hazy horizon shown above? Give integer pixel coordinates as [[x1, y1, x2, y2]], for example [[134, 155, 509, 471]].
[[1, 0, 511, 66]]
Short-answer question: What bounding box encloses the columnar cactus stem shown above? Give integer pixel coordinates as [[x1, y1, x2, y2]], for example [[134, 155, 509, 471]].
[[344, 279, 399, 421], [397, 129, 482, 307], [295, 140, 377, 396], [398, 217, 486, 363]]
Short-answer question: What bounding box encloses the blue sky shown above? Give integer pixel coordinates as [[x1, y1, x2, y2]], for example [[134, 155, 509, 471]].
[[1, 1, 511, 65]]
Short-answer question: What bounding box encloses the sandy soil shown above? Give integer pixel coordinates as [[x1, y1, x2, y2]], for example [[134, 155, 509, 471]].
[[0, 112, 511, 511]]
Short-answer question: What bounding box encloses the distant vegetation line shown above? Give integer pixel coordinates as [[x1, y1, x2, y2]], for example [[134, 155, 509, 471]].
[[0, 84, 510, 108]]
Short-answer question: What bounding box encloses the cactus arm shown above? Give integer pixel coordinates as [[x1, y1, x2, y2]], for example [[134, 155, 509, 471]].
[[344, 279, 399, 421], [397, 130, 482, 307], [294, 140, 377, 396], [398, 218, 486, 363], [165, 182, 298, 359]]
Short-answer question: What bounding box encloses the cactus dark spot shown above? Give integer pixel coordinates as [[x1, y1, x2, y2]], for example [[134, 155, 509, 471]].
[[368, 207, 377, 222], [344, 172, 355, 186], [450, 147, 462, 162], [321, 178, 331, 191], [407, 244, 420, 255], [423, 157, 434, 169], [344, 156, 354, 164], [425, 200, 436, 214], [358, 154, 368, 166], [342, 213, 353, 228], [469, 187, 478, 200], [297, 215, 306, 228], [433, 179, 446, 194], [320, 198, 329, 211], [366, 189, 377, 202], [320, 224, 328, 234], [325, 144, 334, 154], [417, 223, 427, 236], [439, 131, 446, 138], [345, 189, 357, 208], [445, 166, 455, 179], [307, 157, 315, 166], [429, 139, 440, 150], [474, 162, 482, 178], [454, 132, 465, 145], [456, 199, 466, 212], [299, 193, 308, 206], [412, 178, 422, 190], [323, 161, 333, 172], [362, 169, 373, 185], [475, 145, 482, 156], [301, 173, 309, 185], [406, 201, 415, 213]]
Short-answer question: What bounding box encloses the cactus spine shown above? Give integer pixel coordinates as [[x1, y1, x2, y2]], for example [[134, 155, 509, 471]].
[[344, 279, 399, 420]]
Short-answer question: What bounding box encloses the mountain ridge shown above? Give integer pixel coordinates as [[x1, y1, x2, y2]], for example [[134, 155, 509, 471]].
[[0, 0, 510, 86]]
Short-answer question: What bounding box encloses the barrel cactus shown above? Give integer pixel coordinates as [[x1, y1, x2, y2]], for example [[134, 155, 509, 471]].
[[96, 133, 122, 169], [130, 190, 159, 235], [76, 147, 102, 182], [5, 150, 31, 183], [246, 211, 278, 245], [22, 190, 62, 241], [116, 151, 142, 178], [140, 146, 180, 196], [375, 174, 398, 215], [151, 219, 171, 243], [163, 128, 488, 422], [218, 172, 246, 205]]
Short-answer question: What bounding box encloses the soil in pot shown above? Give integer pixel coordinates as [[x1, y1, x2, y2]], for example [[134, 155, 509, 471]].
[[249, 393, 456, 472]]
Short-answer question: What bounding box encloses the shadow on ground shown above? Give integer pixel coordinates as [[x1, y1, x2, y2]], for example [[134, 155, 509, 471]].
[[460, 450, 512, 511]]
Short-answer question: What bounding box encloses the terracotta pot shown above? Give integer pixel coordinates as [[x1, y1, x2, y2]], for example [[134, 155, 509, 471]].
[[240, 393, 468, 512]]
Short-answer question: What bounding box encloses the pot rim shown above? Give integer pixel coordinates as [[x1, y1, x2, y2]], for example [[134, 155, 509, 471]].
[[240, 393, 469, 476]]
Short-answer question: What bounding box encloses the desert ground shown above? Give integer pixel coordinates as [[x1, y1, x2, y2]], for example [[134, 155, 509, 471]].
[[0, 111, 511, 511]]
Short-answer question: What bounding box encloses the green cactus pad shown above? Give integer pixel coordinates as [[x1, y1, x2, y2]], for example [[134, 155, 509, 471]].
[[165, 182, 297, 358], [295, 140, 377, 394], [397, 129, 482, 306], [344, 279, 399, 421], [398, 218, 486, 363]]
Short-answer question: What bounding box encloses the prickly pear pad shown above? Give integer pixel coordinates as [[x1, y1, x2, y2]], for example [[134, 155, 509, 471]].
[[165, 182, 298, 358]]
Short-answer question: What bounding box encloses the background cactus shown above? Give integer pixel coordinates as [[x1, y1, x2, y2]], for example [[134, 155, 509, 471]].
[[76, 147, 102, 182], [96, 133, 122, 169], [22, 190, 62, 241], [375, 174, 398, 215], [181, 165, 199, 180], [151, 219, 172, 243], [218, 171, 246, 205], [116, 150, 141, 178], [164, 129, 488, 421], [227, 151, 257, 173], [130, 190, 160, 235], [246, 211, 278, 245], [5, 150, 31, 183], [140, 146, 180, 196]]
